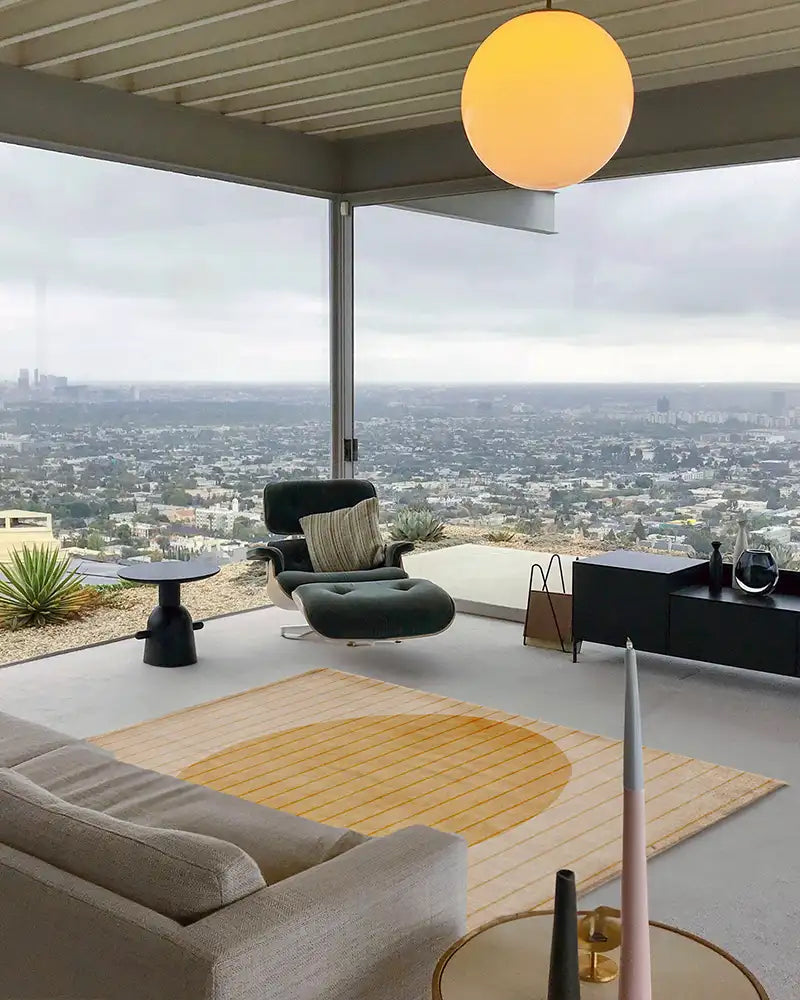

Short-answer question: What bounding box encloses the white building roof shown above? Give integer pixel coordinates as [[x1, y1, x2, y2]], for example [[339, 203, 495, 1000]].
[[0, 510, 50, 519]]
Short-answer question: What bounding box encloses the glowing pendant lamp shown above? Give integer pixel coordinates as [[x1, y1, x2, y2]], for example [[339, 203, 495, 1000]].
[[461, 1, 634, 190]]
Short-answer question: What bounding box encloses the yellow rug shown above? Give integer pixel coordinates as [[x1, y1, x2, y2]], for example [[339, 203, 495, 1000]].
[[91, 668, 784, 928]]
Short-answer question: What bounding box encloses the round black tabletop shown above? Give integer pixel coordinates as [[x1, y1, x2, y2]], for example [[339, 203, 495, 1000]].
[[117, 561, 220, 585]]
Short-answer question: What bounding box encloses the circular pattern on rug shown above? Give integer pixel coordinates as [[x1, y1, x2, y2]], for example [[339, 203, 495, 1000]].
[[180, 713, 572, 845]]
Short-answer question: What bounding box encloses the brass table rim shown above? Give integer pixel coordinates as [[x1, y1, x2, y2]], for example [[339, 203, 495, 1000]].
[[432, 909, 769, 1000]]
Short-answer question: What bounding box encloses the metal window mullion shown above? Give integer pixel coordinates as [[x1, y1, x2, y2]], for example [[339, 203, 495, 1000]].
[[329, 197, 355, 479]]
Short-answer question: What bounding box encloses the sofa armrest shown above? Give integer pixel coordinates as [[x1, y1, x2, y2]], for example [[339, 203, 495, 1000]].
[[384, 540, 414, 567], [189, 826, 467, 1000], [0, 842, 208, 1000]]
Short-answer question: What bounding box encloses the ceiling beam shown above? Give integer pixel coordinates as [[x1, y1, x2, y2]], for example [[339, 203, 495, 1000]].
[[226, 66, 465, 118], [170, 0, 800, 110], [313, 107, 458, 138], [395, 189, 556, 235], [0, 0, 39, 12], [86, 0, 788, 93], [21, 0, 303, 69], [343, 66, 800, 203], [0, 63, 342, 196], [0, 54, 798, 211], [289, 26, 800, 133], [87, 0, 453, 86], [0, 0, 162, 46], [342, 121, 495, 204], [117, 2, 535, 94], [270, 87, 461, 128], [602, 64, 800, 177]]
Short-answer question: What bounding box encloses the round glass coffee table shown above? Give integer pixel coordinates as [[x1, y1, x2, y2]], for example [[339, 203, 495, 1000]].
[[433, 910, 769, 1000], [118, 561, 219, 668]]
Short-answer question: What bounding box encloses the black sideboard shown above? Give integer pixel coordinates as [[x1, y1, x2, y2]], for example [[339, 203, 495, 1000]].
[[572, 549, 800, 677], [572, 550, 707, 655]]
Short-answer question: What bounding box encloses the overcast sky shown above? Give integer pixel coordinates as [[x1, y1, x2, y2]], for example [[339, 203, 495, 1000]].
[[1, 140, 799, 384]]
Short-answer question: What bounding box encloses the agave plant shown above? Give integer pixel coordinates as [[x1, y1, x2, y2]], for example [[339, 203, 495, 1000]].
[[767, 543, 800, 572], [0, 545, 98, 630], [389, 508, 446, 543], [486, 528, 517, 543]]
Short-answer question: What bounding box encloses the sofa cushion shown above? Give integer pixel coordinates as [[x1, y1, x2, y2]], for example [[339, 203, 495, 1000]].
[[300, 496, 385, 572], [0, 710, 80, 767], [15, 743, 368, 884], [0, 768, 265, 923]]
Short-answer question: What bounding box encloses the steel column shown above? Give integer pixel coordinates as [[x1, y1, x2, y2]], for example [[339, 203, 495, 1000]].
[[329, 198, 356, 479]]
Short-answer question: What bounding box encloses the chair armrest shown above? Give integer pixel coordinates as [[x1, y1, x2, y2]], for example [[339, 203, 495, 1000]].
[[246, 544, 286, 573], [384, 540, 414, 567], [272, 537, 314, 573], [188, 826, 467, 1000], [246, 538, 315, 574]]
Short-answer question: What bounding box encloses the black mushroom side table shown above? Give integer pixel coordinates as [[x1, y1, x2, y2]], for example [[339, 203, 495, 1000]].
[[117, 561, 220, 668]]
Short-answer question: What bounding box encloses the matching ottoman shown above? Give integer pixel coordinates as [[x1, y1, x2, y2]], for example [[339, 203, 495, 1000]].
[[292, 578, 456, 643]]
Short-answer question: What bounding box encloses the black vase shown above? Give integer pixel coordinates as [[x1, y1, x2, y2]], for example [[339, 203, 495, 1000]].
[[709, 540, 723, 596], [734, 548, 779, 597], [547, 869, 580, 1000]]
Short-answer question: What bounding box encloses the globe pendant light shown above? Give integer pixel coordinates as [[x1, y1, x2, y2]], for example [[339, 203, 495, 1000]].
[[461, 1, 634, 190]]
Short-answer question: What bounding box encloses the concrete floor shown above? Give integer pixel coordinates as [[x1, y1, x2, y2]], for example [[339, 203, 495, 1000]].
[[0, 607, 798, 999]]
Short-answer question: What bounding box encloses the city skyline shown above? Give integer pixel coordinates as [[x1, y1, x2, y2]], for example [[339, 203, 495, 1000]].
[[6, 371, 800, 389], [3, 382, 799, 576], [2, 141, 800, 383]]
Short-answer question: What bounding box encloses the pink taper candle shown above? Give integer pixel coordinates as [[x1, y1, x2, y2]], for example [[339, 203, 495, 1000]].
[[619, 640, 652, 1000]]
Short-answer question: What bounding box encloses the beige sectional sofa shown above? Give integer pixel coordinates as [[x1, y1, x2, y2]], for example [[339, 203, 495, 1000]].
[[0, 711, 467, 1000]]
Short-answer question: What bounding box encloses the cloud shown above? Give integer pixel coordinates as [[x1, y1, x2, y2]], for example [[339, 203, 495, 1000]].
[[357, 160, 800, 325], [1, 140, 800, 382]]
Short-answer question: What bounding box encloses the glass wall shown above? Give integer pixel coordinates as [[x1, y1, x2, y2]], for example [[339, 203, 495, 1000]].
[[355, 160, 800, 568], [0, 142, 329, 568]]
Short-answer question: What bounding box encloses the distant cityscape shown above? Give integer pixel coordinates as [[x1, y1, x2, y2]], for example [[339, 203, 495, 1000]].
[[1, 372, 798, 567], [8, 367, 140, 403]]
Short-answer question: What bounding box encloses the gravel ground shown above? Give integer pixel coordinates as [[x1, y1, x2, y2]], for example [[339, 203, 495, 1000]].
[[412, 522, 607, 557], [0, 561, 270, 667], [0, 528, 605, 667]]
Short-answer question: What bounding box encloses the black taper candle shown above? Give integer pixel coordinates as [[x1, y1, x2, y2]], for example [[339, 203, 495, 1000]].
[[547, 869, 581, 1000]]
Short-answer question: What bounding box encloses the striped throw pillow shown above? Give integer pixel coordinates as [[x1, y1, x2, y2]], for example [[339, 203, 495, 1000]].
[[300, 497, 385, 573]]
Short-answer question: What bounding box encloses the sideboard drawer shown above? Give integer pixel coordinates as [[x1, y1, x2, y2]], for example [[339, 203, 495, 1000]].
[[669, 595, 798, 676]]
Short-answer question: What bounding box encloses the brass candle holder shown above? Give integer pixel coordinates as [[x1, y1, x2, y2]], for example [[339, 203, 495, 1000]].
[[577, 906, 622, 984]]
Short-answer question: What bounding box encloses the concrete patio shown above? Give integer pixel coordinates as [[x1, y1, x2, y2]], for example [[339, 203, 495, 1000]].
[[405, 544, 576, 622], [0, 605, 797, 998]]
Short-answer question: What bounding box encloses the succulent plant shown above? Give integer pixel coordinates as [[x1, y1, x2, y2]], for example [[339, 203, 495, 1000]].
[[0, 545, 99, 630], [389, 508, 446, 543], [767, 543, 800, 572], [486, 528, 517, 543]]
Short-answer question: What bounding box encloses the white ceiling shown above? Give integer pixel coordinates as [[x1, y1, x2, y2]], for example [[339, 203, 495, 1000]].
[[1, 0, 799, 141]]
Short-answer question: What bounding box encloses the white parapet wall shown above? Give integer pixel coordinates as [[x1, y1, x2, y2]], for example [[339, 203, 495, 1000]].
[[404, 543, 576, 623], [0, 510, 60, 563]]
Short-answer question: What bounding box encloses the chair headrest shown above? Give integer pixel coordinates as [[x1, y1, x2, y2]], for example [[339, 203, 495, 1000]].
[[263, 480, 377, 535]]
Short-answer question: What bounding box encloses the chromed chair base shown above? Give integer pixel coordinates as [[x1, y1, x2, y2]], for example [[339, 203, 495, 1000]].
[[281, 624, 316, 641], [279, 622, 405, 645], [346, 639, 403, 647]]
